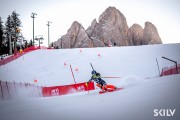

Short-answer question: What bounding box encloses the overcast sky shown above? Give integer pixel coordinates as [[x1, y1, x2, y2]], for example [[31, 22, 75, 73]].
[[0, 0, 180, 46]]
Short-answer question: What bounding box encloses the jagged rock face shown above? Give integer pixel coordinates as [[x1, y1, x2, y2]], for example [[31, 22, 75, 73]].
[[55, 21, 92, 48], [86, 19, 105, 47], [143, 22, 162, 44], [86, 19, 98, 37], [54, 6, 162, 48], [128, 24, 144, 45], [87, 7, 129, 47]]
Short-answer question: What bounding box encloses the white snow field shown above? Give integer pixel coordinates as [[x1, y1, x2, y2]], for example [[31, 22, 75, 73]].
[[0, 43, 180, 120]]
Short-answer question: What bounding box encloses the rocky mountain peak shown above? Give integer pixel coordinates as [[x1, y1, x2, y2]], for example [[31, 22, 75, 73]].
[[99, 6, 127, 28], [89, 6, 129, 46], [91, 19, 97, 27], [128, 24, 144, 45], [54, 6, 162, 48], [99, 6, 117, 21], [143, 21, 162, 44], [67, 21, 82, 33], [54, 21, 92, 48]]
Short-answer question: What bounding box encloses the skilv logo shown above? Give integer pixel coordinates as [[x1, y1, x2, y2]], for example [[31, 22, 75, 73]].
[[154, 109, 176, 117]]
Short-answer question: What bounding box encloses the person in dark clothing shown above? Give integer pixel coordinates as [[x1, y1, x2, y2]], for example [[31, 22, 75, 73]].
[[88, 70, 107, 91]]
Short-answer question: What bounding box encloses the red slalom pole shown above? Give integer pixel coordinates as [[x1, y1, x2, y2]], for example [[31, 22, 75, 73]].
[[70, 65, 77, 84]]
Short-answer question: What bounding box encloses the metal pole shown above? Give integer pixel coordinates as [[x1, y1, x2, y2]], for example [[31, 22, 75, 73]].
[[175, 63, 178, 74], [31, 13, 37, 46], [156, 58, 161, 76], [33, 18, 34, 45], [47, 21, 52, 47], [48, 24, 49, 47]]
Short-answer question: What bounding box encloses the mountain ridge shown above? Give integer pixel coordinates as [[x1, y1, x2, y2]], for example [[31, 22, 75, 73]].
[[53, 6, 162, 48]]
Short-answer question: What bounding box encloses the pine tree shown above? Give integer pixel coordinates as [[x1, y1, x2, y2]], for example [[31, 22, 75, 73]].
[[11, 11, 21, 34], [4, 11, 22, 54], [5, 15, 13, 54], [11, 11, 21, 54], [0, 17, 4, 51], [0, 17, 7, 55]]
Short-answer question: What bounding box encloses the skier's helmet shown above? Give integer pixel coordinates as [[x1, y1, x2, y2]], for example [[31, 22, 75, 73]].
[[91, 70, 96, 75]]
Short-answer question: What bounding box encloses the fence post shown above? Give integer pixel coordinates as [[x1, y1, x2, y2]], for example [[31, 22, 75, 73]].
[[28, 83, 33, 97], [36, 86, 40, 97], [32, 84, 36, 97], [36, 85, 41, 97], [14, 81, 17, 96], [0, 80, 4, 101], [25, 83, 29, 97], [41, 86, 43, 97], [20, 82, 25, 97], [6, 81, 11, 100]]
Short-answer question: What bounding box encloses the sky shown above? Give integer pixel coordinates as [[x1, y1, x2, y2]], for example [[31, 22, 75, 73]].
[[0, 0, 180, 46]]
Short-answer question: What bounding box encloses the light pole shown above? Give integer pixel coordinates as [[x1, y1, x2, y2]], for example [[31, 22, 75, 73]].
[[31, 12, 37, 46], [47, 21, 52, 47]]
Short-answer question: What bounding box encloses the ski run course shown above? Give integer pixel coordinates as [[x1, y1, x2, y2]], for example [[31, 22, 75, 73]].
[[0, 43, 180, 120]]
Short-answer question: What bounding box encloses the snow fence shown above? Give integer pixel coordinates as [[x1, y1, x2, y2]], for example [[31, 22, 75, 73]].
[[0, 80, 43, 101]]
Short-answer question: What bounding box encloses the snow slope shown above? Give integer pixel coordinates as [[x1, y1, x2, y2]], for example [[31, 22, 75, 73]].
[[0, 43, 180, 120], [0, 43, 180, 86], [0, 75, 180, 120]]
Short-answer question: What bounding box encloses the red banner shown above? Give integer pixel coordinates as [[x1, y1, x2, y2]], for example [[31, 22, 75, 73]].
[[0, 46, 52, 66], [161, 65, 180, 76], [42, 82, 95, 97]]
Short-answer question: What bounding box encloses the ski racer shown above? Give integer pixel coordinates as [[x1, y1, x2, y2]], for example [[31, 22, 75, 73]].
[[87, 70, 116, 92]]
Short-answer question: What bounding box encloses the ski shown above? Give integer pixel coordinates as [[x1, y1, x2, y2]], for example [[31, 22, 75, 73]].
[[99, 87, 123, 94]]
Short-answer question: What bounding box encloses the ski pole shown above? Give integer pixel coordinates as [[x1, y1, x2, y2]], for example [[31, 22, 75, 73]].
[[90, 63, 95, 71], [101, 76, 121, 78]]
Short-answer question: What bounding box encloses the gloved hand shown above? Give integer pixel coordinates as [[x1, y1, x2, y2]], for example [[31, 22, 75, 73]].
[[85, 82, 89, 86]]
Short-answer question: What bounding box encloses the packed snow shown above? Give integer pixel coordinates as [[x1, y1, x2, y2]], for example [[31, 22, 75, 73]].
[[0, 43, 180, 120]]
